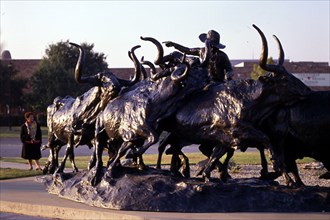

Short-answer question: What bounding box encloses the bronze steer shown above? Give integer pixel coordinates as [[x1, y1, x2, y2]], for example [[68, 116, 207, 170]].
[[43, 43, 141, 174]]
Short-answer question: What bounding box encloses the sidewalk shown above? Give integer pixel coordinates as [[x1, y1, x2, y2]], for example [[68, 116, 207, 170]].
[[1, 161, 329, 220], [0, 161, 34, 170]]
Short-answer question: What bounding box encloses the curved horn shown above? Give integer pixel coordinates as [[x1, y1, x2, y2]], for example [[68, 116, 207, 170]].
[[252, 24, 269, 71], [127, 45, 142, 85], [171, 55, 190, 82], [273, 35, 284, 66], [253, 24, 284, 73], [139, 56, 148, 80], [141, 58, 157, 79], [69, 42, 88, 83], [140, 36, 164, 65]]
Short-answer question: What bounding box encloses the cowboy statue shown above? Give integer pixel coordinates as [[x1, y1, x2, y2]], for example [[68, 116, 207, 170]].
[[164, 29, 233, 83]]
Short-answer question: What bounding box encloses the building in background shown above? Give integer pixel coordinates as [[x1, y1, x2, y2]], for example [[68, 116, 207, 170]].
[[1, 50, 329, 117], [232, 59, 330, 91]]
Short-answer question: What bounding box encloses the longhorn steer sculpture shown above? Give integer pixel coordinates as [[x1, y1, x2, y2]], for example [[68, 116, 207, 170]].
[[89, 36, 212, 186], [43, 43, 142, 174], [259, 89, 330, 185], [242, 24, 330, 186], [138, 24, 312, 183]]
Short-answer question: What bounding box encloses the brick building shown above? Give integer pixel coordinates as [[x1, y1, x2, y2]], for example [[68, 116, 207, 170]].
[[232, 60, 330, 91], [1, 50, 329, 118]]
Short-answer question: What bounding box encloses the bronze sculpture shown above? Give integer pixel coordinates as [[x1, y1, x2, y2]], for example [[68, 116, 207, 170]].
[[155, 25, 329, 186], [39, 24, 330, 212], [44, 25, 328, 187], [43, 43, 142, 174]]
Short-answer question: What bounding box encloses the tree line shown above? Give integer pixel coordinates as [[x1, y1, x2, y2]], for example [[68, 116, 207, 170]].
[[0, 40, 107, 126]]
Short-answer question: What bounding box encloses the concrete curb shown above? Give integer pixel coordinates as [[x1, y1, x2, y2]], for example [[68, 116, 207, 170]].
[[0, 201, 143, 220], [1, 200, 330, 220], [1, 163, 329, 220]]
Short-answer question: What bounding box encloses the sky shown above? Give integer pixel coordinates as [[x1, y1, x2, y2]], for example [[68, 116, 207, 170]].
[[1, 0, 329, 67]]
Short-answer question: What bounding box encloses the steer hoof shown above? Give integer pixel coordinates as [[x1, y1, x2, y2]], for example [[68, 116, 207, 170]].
[[91, 175, 102, 187], [319, 171, 330, 179], [286, 180, 301, 188], [53, 168, 62, 177], [104, 170, 115, 180], [220, 171, 231, 182], [259, 171, 281, 180], [125, 151, 134, 159], [202, 172, 211, 183]]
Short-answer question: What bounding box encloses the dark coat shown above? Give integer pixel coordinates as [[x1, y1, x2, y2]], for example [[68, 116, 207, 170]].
[[20, 122, 42, 160]]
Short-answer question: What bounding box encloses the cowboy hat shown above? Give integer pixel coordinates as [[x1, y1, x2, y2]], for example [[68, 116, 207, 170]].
[[199, 30, 226, 49]]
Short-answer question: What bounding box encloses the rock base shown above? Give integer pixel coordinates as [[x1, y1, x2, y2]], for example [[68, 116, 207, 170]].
[[36, 167, 330, 212]]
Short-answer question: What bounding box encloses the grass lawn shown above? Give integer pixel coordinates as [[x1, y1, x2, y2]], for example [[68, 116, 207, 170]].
[[0, 127, 314, 179], [0, 126, 48, 138], [0, 168, 43, 180], [0, 151, 314, 180]]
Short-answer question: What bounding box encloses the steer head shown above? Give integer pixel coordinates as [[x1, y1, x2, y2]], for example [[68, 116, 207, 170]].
[[244, 25, 312, 125], [253, 24, 311, 104], [140, 36, 190, 82], [69, 42, 141, 88]]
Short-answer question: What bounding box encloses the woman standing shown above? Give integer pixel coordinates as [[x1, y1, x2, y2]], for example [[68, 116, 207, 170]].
[[20, 112, 42, 170]]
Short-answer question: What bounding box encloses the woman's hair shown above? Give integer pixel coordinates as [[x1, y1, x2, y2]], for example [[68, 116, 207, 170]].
[[24, 112, 34, 119]]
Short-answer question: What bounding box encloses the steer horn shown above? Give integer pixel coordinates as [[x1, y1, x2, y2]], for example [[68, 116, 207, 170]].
[[141, 57, 157, 80], [171, 53, 190, 82], [127, 45, 142, 86], [140, 36, 164, 66], [139, 56, 148, 80], [273, 35, 284, 66], [69, 42, 88, 84], [253, 24, 285, 73]]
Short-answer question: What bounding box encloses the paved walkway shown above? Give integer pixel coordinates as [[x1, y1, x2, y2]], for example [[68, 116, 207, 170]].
[[0, 161, 329, 220], [1, 161, 36, 170]]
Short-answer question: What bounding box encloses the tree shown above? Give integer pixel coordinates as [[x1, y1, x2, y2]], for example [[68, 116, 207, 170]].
[[26, 40, 108, 111], [250, 57, 274, 80], [0, 62, 27, 128], [0, 61, 27, 110]]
